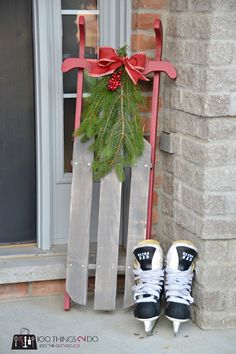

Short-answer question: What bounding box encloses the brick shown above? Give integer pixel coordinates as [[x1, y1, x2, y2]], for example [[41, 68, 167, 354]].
[[181, 137, 205, 165], [202, 194, 226, 215], [153, 190, 159, 205], [189, 0, 212, 12], [176, 90, 231, 117], [167, 15, 211, 39], [175, 64, 200, 89], [173, 202, 202, 234], [201, 216, 236, 239], [211, 14, 236, 39], [203, 94, 231, 117], [161, 192, 174, 216], [168, 39, 234, 66], [190, 0, 236, 12], [181, 185, 226, 216], [173, 222, 202, 248], [163, 173, 174, 194], [87, 276, 124, 292], [0, 283, 29, 299], [173, 157, 203, 188], [203, 239, 228, 262], [140, 115, 150, 133], [203, 68, 236, 91], [162, 86, 172, 108], [163, 109, 176, 132], [155, 174, 164, 187], [230, 93, 236, 115], [228, 240, 236, 261], [228, 264, 236, 287], [181, 137, 230, 167], [31, 280, 65, 296], [132, 0, 168, 10], [173, 179, 181, 201], [152, 207, 159, 224], [165, 39, 186, 63], [196, 261, 229, 288], [131, 34, 157, 51], [138, 95, 152, 112], [204, 167, 236, 191], [139, 79, 153, 92], [166, 110, 208, 139], [162, 214, 174, 239], [193, 284, 227, 311], [228, 290, 236, 310], [206, 117, 236, 141], [132, 13, 160, 30], [184, 41, 208, 64], [169, 0, 188, 12], [162, 154, 174, 173], [193, 309, 236, 329], [227, 194, 236, 214], [207, 42, 234, 65]]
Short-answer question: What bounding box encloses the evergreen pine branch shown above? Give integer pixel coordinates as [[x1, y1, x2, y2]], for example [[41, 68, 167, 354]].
[[74, 55, 145, 181]]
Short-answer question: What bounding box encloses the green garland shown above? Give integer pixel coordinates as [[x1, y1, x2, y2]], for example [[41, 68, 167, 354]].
[[74, 48, 146, 181]]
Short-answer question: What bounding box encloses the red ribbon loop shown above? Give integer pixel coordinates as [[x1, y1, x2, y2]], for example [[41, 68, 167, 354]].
[[88, 47, 149, 84]]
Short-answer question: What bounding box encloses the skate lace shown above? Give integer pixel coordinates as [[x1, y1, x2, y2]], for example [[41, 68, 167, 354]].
[[132, 268, 164, 303], [165, 266, 194, 305]]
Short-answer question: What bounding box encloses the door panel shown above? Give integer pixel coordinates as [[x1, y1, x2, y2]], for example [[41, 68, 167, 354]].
[[0, 0, 36, 244]]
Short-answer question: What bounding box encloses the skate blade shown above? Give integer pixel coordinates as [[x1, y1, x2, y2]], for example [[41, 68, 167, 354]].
[[165, 316, 188, 336], [136, 316, 158, 336]]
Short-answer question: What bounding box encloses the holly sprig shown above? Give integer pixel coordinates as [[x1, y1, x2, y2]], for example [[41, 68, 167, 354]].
[[74, 47, 145, 181]]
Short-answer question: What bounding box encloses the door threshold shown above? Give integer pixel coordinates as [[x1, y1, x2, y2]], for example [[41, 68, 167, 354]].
[[0, 243, 36, 249]]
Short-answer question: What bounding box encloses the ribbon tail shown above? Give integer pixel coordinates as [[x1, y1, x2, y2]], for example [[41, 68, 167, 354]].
[[125, 65, 149, 85]]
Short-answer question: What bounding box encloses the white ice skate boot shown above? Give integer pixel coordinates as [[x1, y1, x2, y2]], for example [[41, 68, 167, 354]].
[[132, 240, 164, 336], [165, 240, 197, 336]]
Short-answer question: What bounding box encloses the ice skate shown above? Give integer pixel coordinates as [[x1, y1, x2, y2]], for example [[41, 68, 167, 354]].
[[165, 240, 197, 336], [132, 240, 164, 336]]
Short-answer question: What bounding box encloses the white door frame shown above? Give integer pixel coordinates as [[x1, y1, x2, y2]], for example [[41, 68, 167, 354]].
[[33, 0, 131, 250]]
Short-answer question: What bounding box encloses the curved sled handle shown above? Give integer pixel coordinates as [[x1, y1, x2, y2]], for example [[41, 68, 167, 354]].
[[154, 18, 163, 61], [78, 16, 85, 58], [143, 19, 176, 79], [73, 16, 86, 132]]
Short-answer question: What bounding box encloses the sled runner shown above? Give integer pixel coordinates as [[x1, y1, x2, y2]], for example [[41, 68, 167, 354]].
[[62, 16, 177, 311]]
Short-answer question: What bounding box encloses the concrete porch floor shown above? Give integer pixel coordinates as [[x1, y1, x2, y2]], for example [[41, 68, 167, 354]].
[[0, 294, 235, 354]]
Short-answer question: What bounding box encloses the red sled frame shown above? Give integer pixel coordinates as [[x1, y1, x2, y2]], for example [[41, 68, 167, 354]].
[[62, 16, 177, 310]]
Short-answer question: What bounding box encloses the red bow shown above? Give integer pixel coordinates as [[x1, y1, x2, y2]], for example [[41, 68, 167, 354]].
[[88, 47, 149, 84]]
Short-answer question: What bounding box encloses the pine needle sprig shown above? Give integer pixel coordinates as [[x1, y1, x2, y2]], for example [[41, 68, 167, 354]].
[[75, 48, 146, 181]]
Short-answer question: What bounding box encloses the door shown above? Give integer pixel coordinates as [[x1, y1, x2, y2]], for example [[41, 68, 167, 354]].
[[52, 0, 131, 245], [0, 0, 36, 244]]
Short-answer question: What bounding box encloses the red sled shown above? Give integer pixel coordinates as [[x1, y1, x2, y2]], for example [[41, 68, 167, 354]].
[[62, 16, 177, 311]]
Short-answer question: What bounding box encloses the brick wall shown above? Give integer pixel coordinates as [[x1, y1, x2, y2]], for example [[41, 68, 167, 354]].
[[0, 277, 125, 300], [160, 0, 236, 328]]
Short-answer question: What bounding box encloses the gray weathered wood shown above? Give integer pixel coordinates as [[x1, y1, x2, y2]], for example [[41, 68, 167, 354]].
[[94, 169, 122, 310], [66, 138, 93, 305], [123, 139, 151, 308]]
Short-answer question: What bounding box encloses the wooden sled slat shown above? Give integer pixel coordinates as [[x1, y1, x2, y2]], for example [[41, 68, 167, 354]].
[[123, 140, 151, 308], [94, 170, 122, 310], [66, 138, 93, 305]]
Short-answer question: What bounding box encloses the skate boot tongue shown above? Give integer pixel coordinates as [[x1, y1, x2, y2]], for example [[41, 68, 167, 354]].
[[175, 245, 197, 271], [167, 242, 197, 271], [133, 246, 157, 271]]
